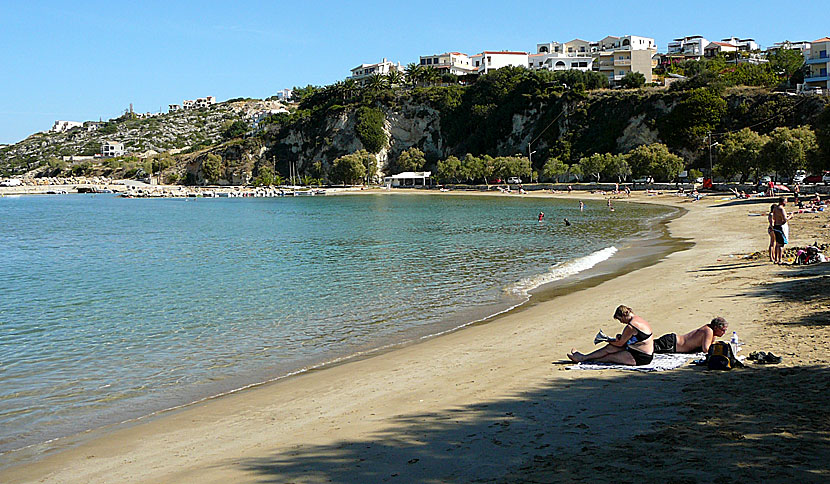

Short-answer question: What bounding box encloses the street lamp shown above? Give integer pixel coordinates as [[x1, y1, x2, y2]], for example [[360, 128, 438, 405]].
[[706, 132, 719, 181], [528, 149, 537, 182]]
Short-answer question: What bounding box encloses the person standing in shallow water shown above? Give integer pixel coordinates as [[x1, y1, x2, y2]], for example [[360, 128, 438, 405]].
[[538, 211, 545, 222], [579, 201, 584, 212], [567, 305, 654, 366]]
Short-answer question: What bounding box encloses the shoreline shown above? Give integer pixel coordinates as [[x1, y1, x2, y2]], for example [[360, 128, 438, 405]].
[[0, 193, 680, 461], [3, 190, 828, 482]]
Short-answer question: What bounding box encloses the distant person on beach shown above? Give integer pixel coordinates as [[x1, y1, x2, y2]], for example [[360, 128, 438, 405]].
[[538, 211, 545, 222], [767, 203, 777, 262], [772, 197, 793, 264], [568, 185, 573, 193], [653, 317, 728, 354], [567, 305, 654, 366]]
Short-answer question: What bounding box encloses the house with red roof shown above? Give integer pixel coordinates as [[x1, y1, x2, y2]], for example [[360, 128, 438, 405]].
[[418, 52, 477, 76], [704, 41, 738, 58]]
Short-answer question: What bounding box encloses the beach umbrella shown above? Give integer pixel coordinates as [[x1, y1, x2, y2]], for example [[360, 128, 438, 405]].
[[773, 184, 790, 191]]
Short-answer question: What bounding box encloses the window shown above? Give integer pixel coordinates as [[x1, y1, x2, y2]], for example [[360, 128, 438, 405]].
[[487, 56, 491, 64], [420, 59, 426, 65], [434, 57, 439, 64], [540, 46, 549, 53]]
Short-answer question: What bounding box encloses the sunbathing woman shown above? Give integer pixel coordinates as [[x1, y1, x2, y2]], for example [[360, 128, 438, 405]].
[[567, 305, 654, 366]]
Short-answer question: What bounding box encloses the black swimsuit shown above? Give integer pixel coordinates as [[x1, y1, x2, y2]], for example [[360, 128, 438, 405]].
[[625, 324, 654, 366]]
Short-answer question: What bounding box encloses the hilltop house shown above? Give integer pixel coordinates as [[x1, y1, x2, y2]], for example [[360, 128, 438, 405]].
[[592, 35, 658, 83], [768, 40, 811, 56], [704, 41, 738, 58], [721, 37, 759, 51], [349, 58, 402, 81], [804, 37, 830, 92], [470, 51, 529, 75], [51, 120, 83, 133], [101, 141, 124, 158], [530, 42, 593, 71], [418, 52, 477, 76]]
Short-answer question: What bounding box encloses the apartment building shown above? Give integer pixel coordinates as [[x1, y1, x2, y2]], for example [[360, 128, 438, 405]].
[[667, 35, 708, 57], [721, 37, 759, 51], [804, 37, 830, 91], [51, 120, 83, 132], [349, 58, 402, 80], [418, 52, 477, 76], [529, 44, 593, 71], [101, 141, 124, 158], [592, 35, 657, 83], [470, 51, 529, 75], [768, 40, 811, 56]]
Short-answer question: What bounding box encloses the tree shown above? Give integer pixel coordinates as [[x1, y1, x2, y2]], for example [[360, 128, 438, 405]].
[[761, 126, 819, 180], [663, 88, 727, 149], [577, 153, 610, 182], [151, 153, 175, 184], [626, 143, 684, 181], [222, 120, 248, 140], [715, 128, 768, 182], [201, 153, 223, 183], [461, 153, 483, 183], [542, 157, 568, 182], [619, 71, 645, 89], [330, 150, 369, 185], [396, 147, 426, 173], [387, 70, 404, 87], [404, 63, 423, 87], [436, 155, 462, 183], [354, 107, 388, 154], [602, 154, 631, 182], [767, 49, 805, 86], [814, 105, 830, 170], [253, 164, 275, 186]]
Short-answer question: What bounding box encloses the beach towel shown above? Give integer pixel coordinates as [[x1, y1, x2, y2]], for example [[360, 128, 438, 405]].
[[567, 352, 704, 372]]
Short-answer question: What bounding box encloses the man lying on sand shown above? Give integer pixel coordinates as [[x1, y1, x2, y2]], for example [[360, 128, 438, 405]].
[[653, 317, 728, 354]]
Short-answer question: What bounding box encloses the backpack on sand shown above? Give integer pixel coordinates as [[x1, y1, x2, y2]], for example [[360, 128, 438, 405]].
[[707, 342, 744, 370]]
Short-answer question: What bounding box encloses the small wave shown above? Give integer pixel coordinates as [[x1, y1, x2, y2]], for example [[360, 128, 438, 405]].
[[508, 246, 618, 298]]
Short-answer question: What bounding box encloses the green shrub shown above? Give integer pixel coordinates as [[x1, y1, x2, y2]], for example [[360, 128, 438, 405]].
[[354, 107, 387, 153]]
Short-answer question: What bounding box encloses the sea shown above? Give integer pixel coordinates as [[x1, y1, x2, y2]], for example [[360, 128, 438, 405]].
[[0, 192, 679, 456]]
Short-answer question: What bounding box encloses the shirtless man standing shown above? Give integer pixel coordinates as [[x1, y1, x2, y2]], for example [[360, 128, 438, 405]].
[[653, 317, 728, 354], [772, 197, 794, 264]]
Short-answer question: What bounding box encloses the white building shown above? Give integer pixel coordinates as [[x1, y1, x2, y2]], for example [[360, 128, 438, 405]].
[[194, 96, 215, 108], [721, 37, 759, 51], [470, 51, 529, 74], [168, 104, 181, 112], [101, 141, 125, 158], [274, 88, 293, 101], [51, 120, 83, 132], [768, 40, 811, 56], [667, 35, 709, 57], [418, 52, 477, 76], [528, 52, 592, 71], [250, 107, 290, 129], [384, 171, 432, 188], [592, 34, 658, 83], [349, 58, 402, 81]]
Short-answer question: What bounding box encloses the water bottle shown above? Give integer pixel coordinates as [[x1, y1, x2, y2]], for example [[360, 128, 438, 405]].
[[730, 331, 739, 354]]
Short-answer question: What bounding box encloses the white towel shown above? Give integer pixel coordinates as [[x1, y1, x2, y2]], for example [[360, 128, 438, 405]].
[[567, 352, 704, 372]]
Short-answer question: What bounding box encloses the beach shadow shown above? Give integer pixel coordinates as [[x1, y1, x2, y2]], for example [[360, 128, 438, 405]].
[[690, 261, 768, 272], [237, 364, 830, 483]]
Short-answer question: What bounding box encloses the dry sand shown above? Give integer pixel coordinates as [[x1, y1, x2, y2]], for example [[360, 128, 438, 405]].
[[2, 190, 829, 483]]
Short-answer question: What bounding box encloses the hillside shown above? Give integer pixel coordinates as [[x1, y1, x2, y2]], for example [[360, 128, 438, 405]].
[[2, 68, 828, 184]]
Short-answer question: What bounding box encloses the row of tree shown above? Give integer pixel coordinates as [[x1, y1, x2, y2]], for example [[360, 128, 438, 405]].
[[715, 125, 821, 182]]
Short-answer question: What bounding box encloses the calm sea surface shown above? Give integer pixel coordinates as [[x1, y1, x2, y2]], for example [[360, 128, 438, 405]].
[[0, 193, 674, 453]]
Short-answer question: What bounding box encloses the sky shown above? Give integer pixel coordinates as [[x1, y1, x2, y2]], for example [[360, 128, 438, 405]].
[[1, 0, 827, 144]]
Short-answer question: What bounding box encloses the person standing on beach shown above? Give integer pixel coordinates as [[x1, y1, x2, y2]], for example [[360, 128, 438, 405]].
[[772, 197, 793, 264], [567, 305, 654, 366], [767, 204, 777, 262], [579, 200, 584, 212]]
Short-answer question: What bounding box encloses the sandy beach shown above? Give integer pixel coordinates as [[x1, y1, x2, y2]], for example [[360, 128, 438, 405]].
[[2, 189, 829, 483]]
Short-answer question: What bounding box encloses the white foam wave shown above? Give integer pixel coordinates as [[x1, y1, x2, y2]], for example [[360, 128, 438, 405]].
[[508, 246, 618, 298]]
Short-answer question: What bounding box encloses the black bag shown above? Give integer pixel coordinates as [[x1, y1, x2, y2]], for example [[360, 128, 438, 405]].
[[707, 342, 743, 370]]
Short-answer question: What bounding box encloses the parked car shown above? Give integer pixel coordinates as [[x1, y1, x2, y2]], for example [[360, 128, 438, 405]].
[[759, 175, 772, 184], [633, 175, 654, 184], [506, 177, 522, 184], [0, 178, 22, 187], [823, 172, 830, 185], [805, 172, 827, 184], [792, 170, 807, 184]]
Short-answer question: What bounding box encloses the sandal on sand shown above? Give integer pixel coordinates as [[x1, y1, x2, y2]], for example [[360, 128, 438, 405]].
[[749, 351, 782, 364]]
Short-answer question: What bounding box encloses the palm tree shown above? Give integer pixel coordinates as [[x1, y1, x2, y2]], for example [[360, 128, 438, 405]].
[[405, 63, 422, 87], [387, 70, 404, 88], [422, 67, 440, 86], [366, 73, 389, 92], [343, 78, 359, 100]]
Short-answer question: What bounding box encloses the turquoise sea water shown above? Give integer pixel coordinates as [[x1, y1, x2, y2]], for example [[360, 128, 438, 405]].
[[0, 193, 674, 454]]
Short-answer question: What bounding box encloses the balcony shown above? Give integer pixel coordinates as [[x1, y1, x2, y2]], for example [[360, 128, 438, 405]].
[[805, 74, 830, 82], [614, 59, 631, 66], [806, 55, 829, 65]]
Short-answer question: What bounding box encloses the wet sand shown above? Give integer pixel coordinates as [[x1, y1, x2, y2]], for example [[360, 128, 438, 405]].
[[2, 191, 829, 483]]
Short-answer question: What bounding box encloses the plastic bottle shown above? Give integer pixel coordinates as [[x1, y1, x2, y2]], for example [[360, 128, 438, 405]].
[[730, 331, 739, 353]]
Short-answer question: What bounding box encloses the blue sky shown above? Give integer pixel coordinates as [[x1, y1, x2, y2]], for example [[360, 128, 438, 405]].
[[1, 0, 826, 144]]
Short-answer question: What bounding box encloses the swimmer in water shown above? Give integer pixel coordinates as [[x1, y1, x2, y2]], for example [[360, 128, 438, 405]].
[[564, 218, 571, 226], [538, 211, 545, 222], [579, 201, 584, 211]]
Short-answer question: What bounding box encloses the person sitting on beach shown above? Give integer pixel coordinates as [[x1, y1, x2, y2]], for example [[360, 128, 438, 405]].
[[653, 317, 728, 354], [567, 305, 654, 366]]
